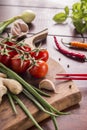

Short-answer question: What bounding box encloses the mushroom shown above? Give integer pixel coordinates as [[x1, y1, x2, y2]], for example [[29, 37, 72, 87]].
[[39, 79, 56, 93]]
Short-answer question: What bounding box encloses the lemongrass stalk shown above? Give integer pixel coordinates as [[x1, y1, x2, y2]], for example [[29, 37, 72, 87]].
[[7, 92, 17, 115], [23, 89, 57, 117], [0, 63, 67, 115], [11, 94, 43, 130]]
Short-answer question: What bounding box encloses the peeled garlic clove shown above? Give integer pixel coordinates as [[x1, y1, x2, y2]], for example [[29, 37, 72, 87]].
[[39, 79, 56, 93]]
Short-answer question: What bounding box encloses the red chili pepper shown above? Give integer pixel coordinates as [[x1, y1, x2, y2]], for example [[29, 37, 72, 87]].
[[54, 36, 86, 62]]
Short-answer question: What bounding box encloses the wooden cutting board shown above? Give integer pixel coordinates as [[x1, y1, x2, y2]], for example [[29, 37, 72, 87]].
[[0, 58, 82, 130]]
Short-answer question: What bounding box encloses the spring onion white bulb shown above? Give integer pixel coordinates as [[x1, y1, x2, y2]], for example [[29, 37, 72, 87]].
[[20, 10, 36, 23]]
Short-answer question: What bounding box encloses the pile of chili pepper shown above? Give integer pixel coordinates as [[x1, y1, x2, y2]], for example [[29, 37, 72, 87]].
[[54, 36, 87, 62]]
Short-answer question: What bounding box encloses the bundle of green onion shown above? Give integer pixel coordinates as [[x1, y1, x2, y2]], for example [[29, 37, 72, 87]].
[[0, 63, 68, 130]]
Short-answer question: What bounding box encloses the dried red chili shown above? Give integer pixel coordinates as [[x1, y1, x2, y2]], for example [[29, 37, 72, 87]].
[[54, 36, 86, 62]]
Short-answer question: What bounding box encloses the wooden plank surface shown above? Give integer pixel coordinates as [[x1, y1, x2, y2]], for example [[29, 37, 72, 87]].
[[0, 0, 79, 8], [0, 58, 81, 130]]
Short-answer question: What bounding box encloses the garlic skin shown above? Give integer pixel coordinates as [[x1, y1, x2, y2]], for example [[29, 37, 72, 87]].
[[39, 79, 56, 93], [11, 21, 29, 37]]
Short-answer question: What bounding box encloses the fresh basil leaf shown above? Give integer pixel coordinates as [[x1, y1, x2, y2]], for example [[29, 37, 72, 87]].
[[53, 13, 67, 23], [73, 20, 86, 33], [64, 6, 69, 16], [53, 0, 87, 34], [81, 0, 87, 2], [72, 2, 81, 12]]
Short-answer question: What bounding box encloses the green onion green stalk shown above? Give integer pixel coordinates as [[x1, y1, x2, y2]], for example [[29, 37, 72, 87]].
[[11, 94, 43, 130], [7, 91, 17, 115]]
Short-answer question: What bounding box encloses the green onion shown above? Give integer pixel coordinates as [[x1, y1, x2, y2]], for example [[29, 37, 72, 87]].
[[11, 94, 43, 130], [31, 85, 51, 97], [7, 91, 17, 115], [23, 89, 57, 117], [50, 109, 59, 130]]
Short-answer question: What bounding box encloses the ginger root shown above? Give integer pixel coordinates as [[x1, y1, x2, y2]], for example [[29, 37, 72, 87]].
[[0, 80, 7, 104], [3, 78, 23, 95], [0, 73, 23, 103], [0, 72, 7, 78]]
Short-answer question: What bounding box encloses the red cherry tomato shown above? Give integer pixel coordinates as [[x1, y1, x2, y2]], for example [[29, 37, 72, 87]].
[[29, 60, 48, 78], [4, 41, 18, 58], [0, 47, 12, 66], [0, 54, 11, 66], [30, 49, 49, 62], [22, 45, 31, 52], [5, 41, 16, 46], [18, 45, 31, 52], [11, 54, 30, 74]]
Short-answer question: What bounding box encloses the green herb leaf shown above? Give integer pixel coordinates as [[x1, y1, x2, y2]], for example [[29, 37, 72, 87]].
[[53, 12, 67, 23], [53, 0, 87, 34], [64, 6, 69, 16]]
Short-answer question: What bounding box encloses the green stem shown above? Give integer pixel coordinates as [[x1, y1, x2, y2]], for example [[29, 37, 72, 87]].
[[23, 89, 57, 117], [0, 15, 21, 34], [31, 85, 50, 97], [50, 109, 58, 130], [7, 91, 17, 115], [11, 94, 43, 130]]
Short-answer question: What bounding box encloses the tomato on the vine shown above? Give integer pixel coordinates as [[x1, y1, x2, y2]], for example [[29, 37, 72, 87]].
[[17, 44, 31, 53], [21, 45, 31, 52], [30, 49, 49, 62], [0, 54, 11, 67], [0, 47, 12, 66], [4, 41, 18, 58], [29, 60, 48, 78], [11, 54, 30, 74], [5, 41, 16, 46]]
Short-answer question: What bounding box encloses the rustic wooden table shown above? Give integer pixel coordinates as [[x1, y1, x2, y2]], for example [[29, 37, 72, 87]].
[[0, 0, 87, 130]]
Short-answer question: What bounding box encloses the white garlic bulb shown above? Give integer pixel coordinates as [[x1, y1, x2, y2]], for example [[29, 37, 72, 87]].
[[11, 21, 29, 37]]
